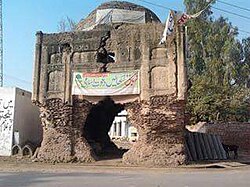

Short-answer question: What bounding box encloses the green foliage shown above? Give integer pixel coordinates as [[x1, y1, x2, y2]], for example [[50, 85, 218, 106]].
[[184, 0, 250, 123], [187, 75, 250, 123]]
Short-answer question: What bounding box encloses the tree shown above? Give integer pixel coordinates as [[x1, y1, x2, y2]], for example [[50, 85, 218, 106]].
[[57, 16, 76, 32], [241, 38, 250, 88], [184, 0, 250, 123]]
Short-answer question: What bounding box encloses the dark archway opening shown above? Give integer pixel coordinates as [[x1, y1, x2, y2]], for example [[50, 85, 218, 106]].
[[83, 97, 128, 160]]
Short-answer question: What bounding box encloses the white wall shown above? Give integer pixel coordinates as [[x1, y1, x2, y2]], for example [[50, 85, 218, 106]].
[[109, 112, 128, 138], [109, 110, 138, 141], [0, 87, 15, 156], [0, 87, 43, 156], [13, 88, 42, 147]]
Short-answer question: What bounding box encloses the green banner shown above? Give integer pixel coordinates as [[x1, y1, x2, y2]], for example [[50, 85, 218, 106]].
[[72, 71, 140, 96]]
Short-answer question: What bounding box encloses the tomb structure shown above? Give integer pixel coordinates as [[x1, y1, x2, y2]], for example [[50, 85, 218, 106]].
[[32, 1, 188, 167]]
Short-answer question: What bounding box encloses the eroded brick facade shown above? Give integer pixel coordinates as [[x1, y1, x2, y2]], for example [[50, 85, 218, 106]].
[[187, 122, 250, 151], [32, 2, 188, 167]]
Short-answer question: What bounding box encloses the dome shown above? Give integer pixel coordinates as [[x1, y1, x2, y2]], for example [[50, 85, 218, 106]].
[[76, 1, 161, 31]]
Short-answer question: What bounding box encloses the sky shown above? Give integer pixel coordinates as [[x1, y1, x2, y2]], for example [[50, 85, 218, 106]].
[[3, 0, 250, 91]]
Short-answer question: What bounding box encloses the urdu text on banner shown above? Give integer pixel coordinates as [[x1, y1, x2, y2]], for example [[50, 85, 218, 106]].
[[72, 71, 140, 96]]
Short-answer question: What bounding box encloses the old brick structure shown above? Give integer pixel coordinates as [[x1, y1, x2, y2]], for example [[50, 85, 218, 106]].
[[187, 122, 250, 151], [32, 1, 188, 167]]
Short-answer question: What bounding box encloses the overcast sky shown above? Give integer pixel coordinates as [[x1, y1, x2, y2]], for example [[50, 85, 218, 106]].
[[3, 0, 250, 91]]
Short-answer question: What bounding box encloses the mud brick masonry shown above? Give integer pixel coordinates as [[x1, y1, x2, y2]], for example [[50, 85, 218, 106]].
[[32, 1, 188, 167], [188, 122, 250, 152]]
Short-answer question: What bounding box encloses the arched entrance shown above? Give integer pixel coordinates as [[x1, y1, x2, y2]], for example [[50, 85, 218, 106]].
[[83, 97, 130, 160]]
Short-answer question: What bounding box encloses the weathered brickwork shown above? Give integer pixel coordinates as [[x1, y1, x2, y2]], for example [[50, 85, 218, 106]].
[[205, 122, 250, 151], [32, 1, 188, 167], [37, 98, 95, 162], [187, 122, 250, 151], [124, 95, 186, 167]]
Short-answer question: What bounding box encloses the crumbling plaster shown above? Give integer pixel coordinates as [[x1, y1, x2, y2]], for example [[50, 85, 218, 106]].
[[32, 21, 188, 166]]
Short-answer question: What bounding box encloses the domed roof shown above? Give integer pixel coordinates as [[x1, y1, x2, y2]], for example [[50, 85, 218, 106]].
[[76, 1, 161, 31]]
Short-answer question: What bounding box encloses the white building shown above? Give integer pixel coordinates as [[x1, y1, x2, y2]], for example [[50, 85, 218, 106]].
[[0, 87, 42, 156], [109, 110, 138, 142]]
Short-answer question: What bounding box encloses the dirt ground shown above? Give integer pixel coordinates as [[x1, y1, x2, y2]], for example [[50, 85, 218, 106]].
[[1, 139, 249, 173], [0, 150, 249, 173]]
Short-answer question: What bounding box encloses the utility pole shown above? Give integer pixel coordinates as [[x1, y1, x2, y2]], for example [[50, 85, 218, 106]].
[[0, 0, 3, 87]]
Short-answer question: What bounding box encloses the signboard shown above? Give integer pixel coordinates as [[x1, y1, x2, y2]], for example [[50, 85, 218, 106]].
[[0, 89, 15, 156], [72, 71, 140, 96]]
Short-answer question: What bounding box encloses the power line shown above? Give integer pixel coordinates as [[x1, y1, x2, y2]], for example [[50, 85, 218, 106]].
[[133, 0, 250, 35], [3, 74, 31, 85], [212, 6, 250, 20], [238, 29, 250, 35], [138, 0, 250, 21], [217, 0, 250, 12], [135, 0, 172, 11]]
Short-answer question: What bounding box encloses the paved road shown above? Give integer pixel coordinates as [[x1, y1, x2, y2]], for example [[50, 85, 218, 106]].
[[0, 166, 250, 187]]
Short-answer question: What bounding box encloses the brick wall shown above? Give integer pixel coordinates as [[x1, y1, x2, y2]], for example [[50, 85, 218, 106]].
[[188, 122, 250, 151]]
